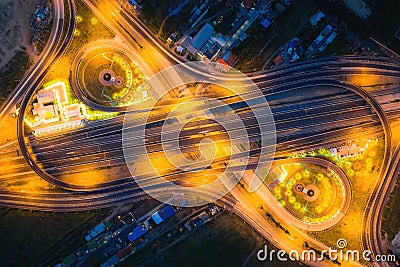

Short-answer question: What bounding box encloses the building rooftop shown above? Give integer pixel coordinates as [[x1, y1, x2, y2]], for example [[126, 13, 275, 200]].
[[310, 11, 325, 26], [330, 143, 367, 158], [37, 90, 54, 104], [190, 23, 214, 50], [116, 246, 133, 260], [151, 205, 176, 224], [62, 254, 77, 267], [241, 0, 254, 8], [273, 54, 283, 65], [260, 17, 271, 29], [218, 50, 238, 67], [31, 82, 88, 133], [63, 104, 83, 120], [127, 225, 147, 242]]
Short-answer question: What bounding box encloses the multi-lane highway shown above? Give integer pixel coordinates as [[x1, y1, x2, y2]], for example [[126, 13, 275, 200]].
[[14, 61, 398, 267], [29, 82, 378, 172], [1, 0, 399, 266], [19, 58, 396, 192]]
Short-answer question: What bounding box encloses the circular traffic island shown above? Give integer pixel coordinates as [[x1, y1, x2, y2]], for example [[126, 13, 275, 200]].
[[99, 69, 115, 86], [74, 44, 145, 107], [271, 163, 349, 225]]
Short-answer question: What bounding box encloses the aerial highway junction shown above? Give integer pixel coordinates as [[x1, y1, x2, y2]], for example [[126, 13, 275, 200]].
[[0, 0, 399, 266]]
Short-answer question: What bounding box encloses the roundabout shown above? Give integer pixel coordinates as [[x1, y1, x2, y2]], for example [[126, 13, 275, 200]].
[[264, 158, 353, 229], [72, 40, 146, 107], [279, 165, 346, 224]]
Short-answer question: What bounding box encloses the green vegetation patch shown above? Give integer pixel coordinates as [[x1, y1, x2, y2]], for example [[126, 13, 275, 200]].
[[270, 165, 345, 224], [79, 49, 145, 104], [304, 138, 385, 254], [70, 1, 115, 54]]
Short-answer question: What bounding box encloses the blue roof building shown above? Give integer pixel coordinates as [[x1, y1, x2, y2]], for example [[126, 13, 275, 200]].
[[85, 222, 106, 241], [151, 205, 176, 225], [128, 225, 147, 243], [260, 18, 271, 29], [310, 11, 325, 26], [129, 0, 138, 6]]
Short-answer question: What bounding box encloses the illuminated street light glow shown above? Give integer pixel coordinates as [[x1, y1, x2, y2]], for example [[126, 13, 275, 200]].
[[122, 62, 276, 207]]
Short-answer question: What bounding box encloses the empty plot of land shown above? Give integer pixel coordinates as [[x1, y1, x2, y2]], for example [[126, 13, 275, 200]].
[[0, 0, 39, 70]]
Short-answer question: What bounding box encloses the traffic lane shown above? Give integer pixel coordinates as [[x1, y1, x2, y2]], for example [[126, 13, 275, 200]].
[[32, 102, 378, 168], [33, 105, 376, 166], [30, 91, 370, 155], [37, 112, 380, 175]]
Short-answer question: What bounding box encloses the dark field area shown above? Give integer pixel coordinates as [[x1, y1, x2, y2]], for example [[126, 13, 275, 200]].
[[382, 174, 400, 241], [313, 0, 400, 53], [120, 212, 302, 267], [0, 208, 110, 267]]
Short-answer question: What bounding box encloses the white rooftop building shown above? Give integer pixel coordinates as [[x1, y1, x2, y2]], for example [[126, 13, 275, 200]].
[[330, 142, 368, 159], [31, 82, 87, 134]]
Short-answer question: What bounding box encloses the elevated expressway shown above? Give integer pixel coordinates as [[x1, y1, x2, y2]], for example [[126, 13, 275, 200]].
[[28, 79, 391, 180], [13, 59, 398, 267], [19, 58, 397, 190], [1, 0, 399, 265]]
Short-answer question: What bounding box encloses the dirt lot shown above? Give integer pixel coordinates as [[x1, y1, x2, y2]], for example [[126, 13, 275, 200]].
[[0, 0, 40, 70]]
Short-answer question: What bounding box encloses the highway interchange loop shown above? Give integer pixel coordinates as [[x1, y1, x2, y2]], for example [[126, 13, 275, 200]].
[[2, 0, 400, 265]]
